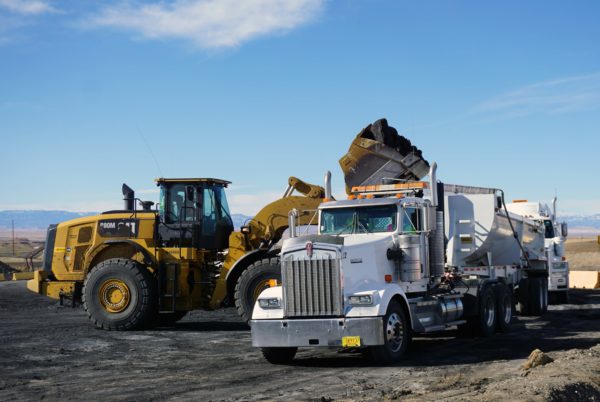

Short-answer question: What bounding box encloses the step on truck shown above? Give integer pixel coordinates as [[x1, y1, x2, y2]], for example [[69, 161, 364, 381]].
[[251, 163, 550, 364]]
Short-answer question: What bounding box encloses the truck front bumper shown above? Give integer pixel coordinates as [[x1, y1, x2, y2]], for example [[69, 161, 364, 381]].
[[251, 317, 384, 348]]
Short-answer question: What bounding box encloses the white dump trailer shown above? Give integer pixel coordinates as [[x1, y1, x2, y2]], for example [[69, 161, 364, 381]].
[[251, 163, 549, 364], [507, 199, 569, 303]]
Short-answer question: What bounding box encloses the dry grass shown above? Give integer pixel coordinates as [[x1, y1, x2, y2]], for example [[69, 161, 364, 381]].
[[566, 238, 600, 271]]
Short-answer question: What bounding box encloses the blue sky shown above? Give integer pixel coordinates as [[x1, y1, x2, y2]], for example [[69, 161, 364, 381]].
[[1, 0, 599, 216]]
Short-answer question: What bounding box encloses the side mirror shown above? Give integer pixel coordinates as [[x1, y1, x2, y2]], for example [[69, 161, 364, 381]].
[[186, 186, 195, 202], [561, 222, 568, 237]]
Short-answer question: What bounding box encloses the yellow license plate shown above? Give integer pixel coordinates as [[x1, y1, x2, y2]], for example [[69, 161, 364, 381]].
[[342, 336, 361, 347]]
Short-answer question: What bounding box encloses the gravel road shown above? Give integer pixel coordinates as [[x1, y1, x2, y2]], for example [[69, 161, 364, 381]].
[[1, 281, 599, 401]]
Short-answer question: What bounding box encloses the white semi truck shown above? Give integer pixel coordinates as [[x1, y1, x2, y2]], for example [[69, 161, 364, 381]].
[[251, 163, 550, 364], [507, 199, 569, 303]]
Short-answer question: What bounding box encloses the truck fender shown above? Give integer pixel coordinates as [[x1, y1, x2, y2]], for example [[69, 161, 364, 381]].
[[344, 284, 413, 329], [251, 286, 284, 320]]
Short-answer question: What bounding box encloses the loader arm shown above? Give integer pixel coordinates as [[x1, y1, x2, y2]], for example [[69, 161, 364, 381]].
[[210, 177, 325, 308]]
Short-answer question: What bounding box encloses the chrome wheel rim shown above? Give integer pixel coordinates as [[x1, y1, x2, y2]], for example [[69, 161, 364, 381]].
[[484, 297, 495, 328], [386, 313, 404, 352], [503, 294, 512, 323]]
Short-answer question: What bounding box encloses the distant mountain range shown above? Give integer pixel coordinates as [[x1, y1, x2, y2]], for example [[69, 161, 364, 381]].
[[0, 210, 598, 233], [0, 210, 252, 230]]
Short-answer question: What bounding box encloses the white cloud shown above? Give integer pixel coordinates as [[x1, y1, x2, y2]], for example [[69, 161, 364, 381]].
[[475, 72, 600, 119], [0, 0, 55, 15], [86, 0, 324, 49]]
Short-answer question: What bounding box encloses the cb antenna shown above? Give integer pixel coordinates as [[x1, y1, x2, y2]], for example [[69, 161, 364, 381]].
[[137, 126, 164, 178]]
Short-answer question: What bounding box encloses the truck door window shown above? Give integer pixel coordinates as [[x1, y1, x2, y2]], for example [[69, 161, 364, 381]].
[[402, 207, 421, 233], [543, 220, 555, 238]]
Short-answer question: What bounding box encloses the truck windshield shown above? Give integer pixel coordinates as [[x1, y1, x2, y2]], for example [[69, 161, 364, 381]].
[[320, 205, 397, 235]]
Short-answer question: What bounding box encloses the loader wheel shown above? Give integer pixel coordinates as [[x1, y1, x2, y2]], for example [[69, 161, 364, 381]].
[[261, 347, 297, 364], [83, 258, 157, 331], [495, 284, 513, 333], [235, 258, 281, 323], [477, 285, 497, 337], [369, 300, 411, 365]]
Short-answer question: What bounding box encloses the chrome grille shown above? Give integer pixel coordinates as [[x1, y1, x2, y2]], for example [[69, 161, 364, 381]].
[[282, 256, 343, 317]]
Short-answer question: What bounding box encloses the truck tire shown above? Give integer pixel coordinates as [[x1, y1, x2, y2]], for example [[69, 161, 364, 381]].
[[83, 258, 157, 330], [477, 285, 497, 337], [517, 278, 531, 316], [369, 300, 411, 365], [529, 278, 545, 316], [495, 284, 513, 333], [235, 258, 281, 323], [261, 347, 297, 364]]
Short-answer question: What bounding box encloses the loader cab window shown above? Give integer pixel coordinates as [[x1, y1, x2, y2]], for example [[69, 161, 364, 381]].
[[201, 186, 233, 237], [402, 207, 422, 233], [161, 184, 199, 224], [543, 219, 555, 239]]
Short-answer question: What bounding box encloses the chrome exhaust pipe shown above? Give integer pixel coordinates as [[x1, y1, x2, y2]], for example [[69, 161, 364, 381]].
[[288, 208, 298, 238], [429, 162, 438, 207], [324, 171, 332, 200]]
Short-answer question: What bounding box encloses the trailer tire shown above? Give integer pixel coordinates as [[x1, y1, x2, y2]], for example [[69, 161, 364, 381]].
[[369, 300, 411, 365], [495, 284, 513, 333], [529, 278, 545, 316], [235, 258, 281, 323], [477, 285, 497, 337], [83, 258, 157, 331], [517, 278, 531, 316], [261, 347, 297, 364]]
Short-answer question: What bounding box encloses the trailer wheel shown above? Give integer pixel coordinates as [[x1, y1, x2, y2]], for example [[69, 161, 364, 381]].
[[369, 300, 411, 365], [234, 258, 281, 323], [517, 278, 531, 315], [495, 284, 513, 333], [261, 347, 297, 364], [477, 285, 497, 337], [83, 258, 157, 330], [529, 278, 545, 316]]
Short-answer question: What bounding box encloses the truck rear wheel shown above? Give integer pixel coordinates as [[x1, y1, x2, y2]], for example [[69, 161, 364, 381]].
[[529, 278, 546, 316], [235, 258, 281, 323], [83, 258, 157, 330], [495, 284, 513, 333], [369, 300, 411, 365], [261, 347, 297, 364], [478, 285, 497, 337]]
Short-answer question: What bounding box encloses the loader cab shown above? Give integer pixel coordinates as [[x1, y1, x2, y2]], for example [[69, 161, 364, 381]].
[[156, 178, 233, 250]]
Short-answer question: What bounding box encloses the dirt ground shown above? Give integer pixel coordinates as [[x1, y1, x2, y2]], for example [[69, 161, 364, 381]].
[[1, 282, 600, 401]]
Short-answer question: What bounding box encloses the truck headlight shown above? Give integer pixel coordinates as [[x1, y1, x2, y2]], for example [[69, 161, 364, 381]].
[[258, 298, 281, 309], [348, 295, 373, 306]]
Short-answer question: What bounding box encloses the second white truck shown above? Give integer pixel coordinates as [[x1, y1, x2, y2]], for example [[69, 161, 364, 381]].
[[251, 163, 552, 364]]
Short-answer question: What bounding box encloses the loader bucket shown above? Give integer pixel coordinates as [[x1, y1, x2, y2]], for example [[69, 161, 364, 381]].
[[339, 118, 430, 194]]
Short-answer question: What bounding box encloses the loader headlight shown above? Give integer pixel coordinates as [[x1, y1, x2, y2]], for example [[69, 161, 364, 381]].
[[258, 297, 281, 309], [348, 295, 373, 306]]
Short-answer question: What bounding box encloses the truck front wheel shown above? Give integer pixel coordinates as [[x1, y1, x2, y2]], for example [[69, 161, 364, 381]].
[[369, 300, 411, 365], [235, 258, 281, 323], [261, 347, 297, 364], [83, 258, 157, 330]]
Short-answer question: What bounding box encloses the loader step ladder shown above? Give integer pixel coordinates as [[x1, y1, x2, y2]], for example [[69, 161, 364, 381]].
[[159, 262, 179, 313]]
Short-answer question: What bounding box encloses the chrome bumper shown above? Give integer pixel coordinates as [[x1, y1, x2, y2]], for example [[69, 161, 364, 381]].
[[250, 317, 384, 348]]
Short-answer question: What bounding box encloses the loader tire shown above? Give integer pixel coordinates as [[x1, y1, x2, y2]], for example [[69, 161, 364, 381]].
[[234, 258, 281, 323], [83, 258, 157, 331], [495, 283, 513, 333], [369, 300, 411, 365]]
